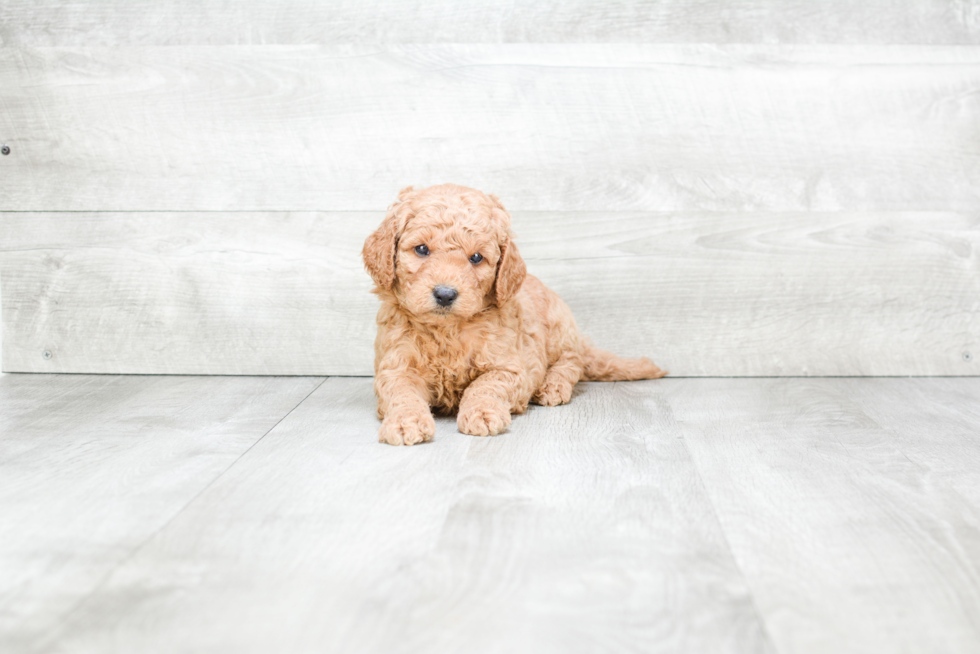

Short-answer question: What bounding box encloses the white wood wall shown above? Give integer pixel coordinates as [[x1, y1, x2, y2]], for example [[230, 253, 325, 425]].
[[1, 1, 978, 376]]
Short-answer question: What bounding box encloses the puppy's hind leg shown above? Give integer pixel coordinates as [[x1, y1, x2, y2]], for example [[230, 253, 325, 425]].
[[533, 350, 584, 407]]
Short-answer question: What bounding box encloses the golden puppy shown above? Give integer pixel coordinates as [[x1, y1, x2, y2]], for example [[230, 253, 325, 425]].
[[362, 183, 667, 445]]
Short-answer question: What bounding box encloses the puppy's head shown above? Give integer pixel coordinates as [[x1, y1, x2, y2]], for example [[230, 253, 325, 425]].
[[363, 184, 526, 322]]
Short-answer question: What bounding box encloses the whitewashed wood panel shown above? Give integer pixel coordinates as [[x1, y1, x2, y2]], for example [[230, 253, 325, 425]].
[[2, 210, 977, 376], [838, 378, 980, 507], [1, 45, 978, 212], [0, 373, 323, 653], [1, 0, 979, 46], [5, 375, 980, 652], [670, 377, 980, 654], [0, 211, 379, 375], [33, 377, 772, 654]]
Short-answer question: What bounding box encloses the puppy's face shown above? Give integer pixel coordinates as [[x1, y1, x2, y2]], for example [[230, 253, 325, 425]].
[[394, 208, 500, 320], [363, 184, 526, 323]]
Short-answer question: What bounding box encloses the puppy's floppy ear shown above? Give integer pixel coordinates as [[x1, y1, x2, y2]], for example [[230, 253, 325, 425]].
[[487, 193, 524, 304], [363, 186, 417, 289], [494, 237, 526, 305]]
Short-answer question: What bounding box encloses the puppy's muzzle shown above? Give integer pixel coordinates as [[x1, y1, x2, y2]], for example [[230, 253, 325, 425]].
[[432, 285, 458, 308]]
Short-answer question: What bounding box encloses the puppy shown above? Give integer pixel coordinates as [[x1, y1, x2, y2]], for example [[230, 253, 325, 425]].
[[362, 183, 667, 445]]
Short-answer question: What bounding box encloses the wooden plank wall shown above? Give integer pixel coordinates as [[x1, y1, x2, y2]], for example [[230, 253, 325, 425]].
[[1, 1, 978, 376]]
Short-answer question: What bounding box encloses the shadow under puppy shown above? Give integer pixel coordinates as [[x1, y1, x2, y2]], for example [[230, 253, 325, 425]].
[[363, 183, 667, 446]]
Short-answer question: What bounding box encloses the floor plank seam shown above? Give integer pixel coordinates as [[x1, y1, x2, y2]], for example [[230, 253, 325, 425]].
[[675, 432, 783, 654], [33, 376, 329, 648]]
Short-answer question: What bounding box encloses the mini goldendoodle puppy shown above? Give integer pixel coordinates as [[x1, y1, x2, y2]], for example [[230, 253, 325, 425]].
[[363, 183, 667, 446]]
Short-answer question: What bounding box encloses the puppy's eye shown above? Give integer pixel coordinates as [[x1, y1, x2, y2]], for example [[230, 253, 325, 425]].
[[414, 244, 429, 257], [469, 253, 484, 264]]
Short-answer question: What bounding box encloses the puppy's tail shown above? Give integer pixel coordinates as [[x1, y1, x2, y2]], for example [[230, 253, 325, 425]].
[[581, 344, 668, 381]]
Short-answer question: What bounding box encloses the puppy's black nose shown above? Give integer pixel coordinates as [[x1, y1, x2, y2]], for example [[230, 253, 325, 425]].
[[433, 285, 458, 307]]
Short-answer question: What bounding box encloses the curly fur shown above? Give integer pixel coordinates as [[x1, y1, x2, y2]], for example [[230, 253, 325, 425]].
[[363, 183, 667, 445]]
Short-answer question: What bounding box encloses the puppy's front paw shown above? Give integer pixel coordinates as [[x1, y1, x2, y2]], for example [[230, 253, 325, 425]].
[[457, 399, 512, 437], [533, 379, 575, 406], [379, 410, 435, 446]]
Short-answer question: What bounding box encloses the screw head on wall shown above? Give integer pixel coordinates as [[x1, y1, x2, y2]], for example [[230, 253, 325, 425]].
[[42, 350, 52, 360], [1, 145, 10, 155], [965, 352, 974, 363]]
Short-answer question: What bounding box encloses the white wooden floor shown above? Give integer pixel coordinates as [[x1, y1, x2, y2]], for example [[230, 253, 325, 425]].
[[1, 374, 979, 654]]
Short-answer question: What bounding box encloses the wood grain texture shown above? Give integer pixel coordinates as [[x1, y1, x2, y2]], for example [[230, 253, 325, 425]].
[[0, 211, 379, 375], [2, 0, 979, 45], [1, 45, 979, 212], [7, 376, 980, 653], [0, 373, 324, 653], [668, 377, 980, 654], [33, 377, 773, 654], [838, 378, 980, 506], [2, 210, 977, 376]]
